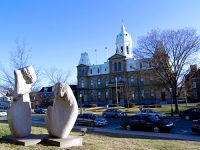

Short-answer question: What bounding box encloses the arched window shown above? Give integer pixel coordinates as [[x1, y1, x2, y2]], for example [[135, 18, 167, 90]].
[[81, 80, 84, 88], [126, 46, 129, 54], [118, 62, 121, 71], [121, 46, 123, 52], [114, 62, 117, 71]]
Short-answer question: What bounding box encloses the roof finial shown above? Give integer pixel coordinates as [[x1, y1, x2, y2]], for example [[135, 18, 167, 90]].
[[121, 19, 125, 32]]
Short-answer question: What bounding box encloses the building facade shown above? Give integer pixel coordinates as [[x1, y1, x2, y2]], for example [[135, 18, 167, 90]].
[[35, 85, 78, 108], [77, 25, 170, 106], [185, 64, 200, 103]]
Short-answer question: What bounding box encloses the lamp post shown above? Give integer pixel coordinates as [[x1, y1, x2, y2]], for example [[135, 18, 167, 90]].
[[169, 88, 173, 117], [80, 93, 83, 114], [115, 77, 118, 105]]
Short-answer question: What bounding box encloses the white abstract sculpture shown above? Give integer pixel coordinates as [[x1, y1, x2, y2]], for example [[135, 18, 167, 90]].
[[7, 66, 36, 137], [46, 83, 78, 138]]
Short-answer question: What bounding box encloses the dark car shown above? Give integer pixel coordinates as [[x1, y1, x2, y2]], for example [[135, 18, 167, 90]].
[[34, 108, 46, 114], [102, 108, 127, 118], [179, 108, 200, 120], [76, 113, 107, 127], [192, 120, 200, 133], [120, 114, 175, 132]]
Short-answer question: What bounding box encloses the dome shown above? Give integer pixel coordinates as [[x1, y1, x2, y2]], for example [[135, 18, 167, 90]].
[[115, 25, 133, 58]]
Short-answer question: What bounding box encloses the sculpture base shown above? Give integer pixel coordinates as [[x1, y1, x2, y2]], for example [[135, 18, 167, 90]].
[[44, 135, 82, 148], [3, 134, 48, 146]]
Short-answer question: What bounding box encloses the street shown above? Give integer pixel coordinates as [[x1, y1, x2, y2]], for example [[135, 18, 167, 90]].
[[31, 113, 197, 136]]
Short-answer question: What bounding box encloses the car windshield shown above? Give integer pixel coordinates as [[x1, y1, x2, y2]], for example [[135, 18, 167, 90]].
[[148, 115, 159, 122]]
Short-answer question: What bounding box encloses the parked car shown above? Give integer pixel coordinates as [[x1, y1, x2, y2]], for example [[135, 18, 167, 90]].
[[0, 110, 7, 117], [192, 119, 200, 133], [102, 108, 127, 118], [179, 108, 200, 120], [34, 108, 46, 114], [136, 109, 166, 118], [120, 114, 175, 132], [76, 113, 107, 127]]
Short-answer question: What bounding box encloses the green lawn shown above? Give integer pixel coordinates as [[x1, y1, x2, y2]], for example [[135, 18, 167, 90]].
[[82, 103, 199, 115], [0, 123, 200, 150]]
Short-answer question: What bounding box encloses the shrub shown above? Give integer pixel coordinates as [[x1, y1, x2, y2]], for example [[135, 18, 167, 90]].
[[143, 104, 162, 108], [88, 104, 97, 108], [124, 102, 135, 108]]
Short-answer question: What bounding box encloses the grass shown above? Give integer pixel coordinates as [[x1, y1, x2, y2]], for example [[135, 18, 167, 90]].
[[0, 123, 200, 150], [83, 103, 199, 115]]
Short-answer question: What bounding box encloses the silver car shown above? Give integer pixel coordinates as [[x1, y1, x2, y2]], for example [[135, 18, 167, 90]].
[[76, 113, 107, 127], [102, 108, 127, 118], [136, 109, 166, 118]]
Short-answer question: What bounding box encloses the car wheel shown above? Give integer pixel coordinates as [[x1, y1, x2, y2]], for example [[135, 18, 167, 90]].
[[155, 115, 159, 119], [185, 116, 190, 120], [90, 122, 95, 127], [154, 127, 159, 133]]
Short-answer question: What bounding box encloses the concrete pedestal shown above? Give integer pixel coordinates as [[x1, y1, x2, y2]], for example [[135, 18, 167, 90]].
[[3, 134, 48, 146], [44, 135, 82, 148]]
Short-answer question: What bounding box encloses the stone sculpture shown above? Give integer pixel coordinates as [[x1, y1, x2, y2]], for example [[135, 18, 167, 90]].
[[7, 66, 37, 137], [46, 83, 78, 138]]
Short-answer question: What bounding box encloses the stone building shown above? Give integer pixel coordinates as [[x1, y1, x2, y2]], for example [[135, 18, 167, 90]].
[[77, 25, 171, 106], [185, 64, 200, 102], [35, 85, 78, 108]]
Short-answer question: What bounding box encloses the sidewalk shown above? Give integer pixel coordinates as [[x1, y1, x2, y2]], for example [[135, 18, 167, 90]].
[[73, 126, 200, 142]]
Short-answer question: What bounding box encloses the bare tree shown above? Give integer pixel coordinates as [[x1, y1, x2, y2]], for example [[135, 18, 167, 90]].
[[44, 67, 71, 85], [0, 40, 41, 95], [136, 28, 200, 113]]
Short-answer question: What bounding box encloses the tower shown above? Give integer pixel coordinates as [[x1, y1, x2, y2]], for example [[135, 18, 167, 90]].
[[116, 24, 133, 58]]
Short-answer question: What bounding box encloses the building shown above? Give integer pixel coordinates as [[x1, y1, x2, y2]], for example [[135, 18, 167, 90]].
[[185, 64, 200, 103], [0, 96, 11, 110], [77, 25, 171, 106], [35, 85, 78, 108]]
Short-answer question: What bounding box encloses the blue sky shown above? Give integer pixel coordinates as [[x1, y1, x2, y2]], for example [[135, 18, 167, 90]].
[[1, 0, 200, 84]]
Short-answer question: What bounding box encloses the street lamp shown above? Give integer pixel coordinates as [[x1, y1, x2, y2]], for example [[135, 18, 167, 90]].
[[80, 93, 83, 114], [169, 88, 173, 117], [115, 77, 118, 105]]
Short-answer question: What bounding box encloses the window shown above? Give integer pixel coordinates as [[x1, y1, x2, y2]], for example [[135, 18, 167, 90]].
[[121, 46, 123, 52], [90, 69, 92, 74], [192, 82, 197, 88], [114, 62, 117, 71], [150, 89, 154, 97], [90, 80, 94, 87], [98, 91, 101, 99], [141, 90, 144, 98], [105, 78, 108, 87], [130, 75, 134, 83], [126, 46, 129, 54], [106, 90, 109, 98], [97, 78, 101, 87], [140, 75, 144, 83], [98, 68, 100, 74], [81, 80, 84, 88], [118, 62, 121, 71]]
